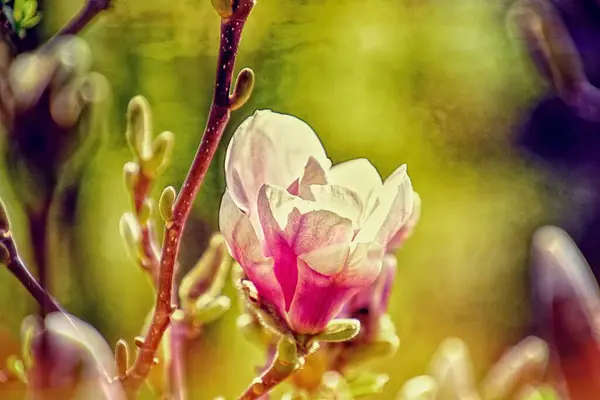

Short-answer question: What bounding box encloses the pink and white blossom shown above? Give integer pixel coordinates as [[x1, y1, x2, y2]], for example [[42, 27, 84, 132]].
[[220, 110, 416, 334]]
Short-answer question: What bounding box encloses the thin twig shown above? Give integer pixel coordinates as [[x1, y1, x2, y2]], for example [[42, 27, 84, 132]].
[[0, 231, 63, 314], [238, 356, 297, 400], [45, 0, 112, 49], [121, 0, 256, 394]]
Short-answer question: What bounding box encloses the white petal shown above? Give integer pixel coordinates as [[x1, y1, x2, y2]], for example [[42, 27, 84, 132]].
[[328, 158, 383, 204], [355, 164, 414, 245], [299, 243, 350, 276], [259, 185, 354, 255], [225, 110, 331, 212], [309, 184, 363, 227], [297, 156, 328, 200]]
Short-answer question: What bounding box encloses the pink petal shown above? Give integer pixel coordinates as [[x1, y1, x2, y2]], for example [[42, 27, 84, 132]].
[[287, 259, 361, 334], [328, 158, 383, 205], [355, 164, 414, 246], [219, 190, 263, 265], [225, 110, 331, 213], [338, 242, 385, 288], [219, 191, 287, 316], [258, 185, 354, 310]]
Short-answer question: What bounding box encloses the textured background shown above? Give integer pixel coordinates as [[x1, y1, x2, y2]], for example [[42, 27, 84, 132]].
[[0, 0, 560, 398]]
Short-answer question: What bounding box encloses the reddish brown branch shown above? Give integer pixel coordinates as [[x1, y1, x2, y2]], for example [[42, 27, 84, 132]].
[[121, 0, 256, 394]]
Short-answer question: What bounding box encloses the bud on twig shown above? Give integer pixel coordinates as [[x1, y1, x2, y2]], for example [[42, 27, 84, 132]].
[[119, 213, 142, 260], [314, 319, 361, 343], [179, 233, 229, 305], [122, 162, 139, 193], [159, 186, 176, 223], [210, 0, 233, 19], [115, 339, 129, 379], [126, 96, 152, 160], [144, 131, 174, 176], [229, 68, 255, 111]]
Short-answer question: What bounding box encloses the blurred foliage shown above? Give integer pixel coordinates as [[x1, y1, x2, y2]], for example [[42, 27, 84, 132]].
[[0, 0, 558, 398]]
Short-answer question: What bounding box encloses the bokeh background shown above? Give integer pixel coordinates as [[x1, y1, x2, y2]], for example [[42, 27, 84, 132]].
[[0, 0, 575, 398]]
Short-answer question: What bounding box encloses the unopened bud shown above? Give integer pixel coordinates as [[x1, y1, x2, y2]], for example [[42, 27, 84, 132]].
[[179, 233, 229, 305], [210, 0, 233, 19], [315, 319, 360, 343], [144, 131, 174, 176], [159, 186, 176, 223], [229, 68, 255, 111], [139, 199, 153, 226], [126, 96, 152, 160], [397, 376, 438, 400], [123, 162, 139, 193], [115, 339, 129, 379], [119, 213, 142, 260]]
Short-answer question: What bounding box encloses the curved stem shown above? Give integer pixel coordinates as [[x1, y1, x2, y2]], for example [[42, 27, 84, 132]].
[[121, 1, 256, 394], [45, 0, 112, 49], [0, 232, 63, 315], [238, 356, 297, 400]]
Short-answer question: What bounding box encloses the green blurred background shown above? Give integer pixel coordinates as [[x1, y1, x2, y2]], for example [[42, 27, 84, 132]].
[[0, 0, 557, 398]]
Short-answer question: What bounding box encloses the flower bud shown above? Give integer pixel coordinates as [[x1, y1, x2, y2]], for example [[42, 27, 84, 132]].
[[210, 0, 233, 19], [159, 186, 176, 223], [397, 376, 438, 400], [119, 212, 142, 261], [126, 96, 152, 160], [123, 162, 139, 193], [315, 319, 361, 343], [144, 130, 174, 176], [114, 339, 129, 379], [179, 233, 229, 305], [229, 68, 255, 111]]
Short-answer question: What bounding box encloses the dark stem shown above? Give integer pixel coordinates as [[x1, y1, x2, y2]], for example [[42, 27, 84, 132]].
[[121, 1, 256, 394], [44, 0, 112, 50], [0, 232, 63, 314]]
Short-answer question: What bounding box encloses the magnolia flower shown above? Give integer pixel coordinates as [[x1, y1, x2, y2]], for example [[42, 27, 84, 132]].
[[220, 110, 415, 334], [343, 194, 421, 335]]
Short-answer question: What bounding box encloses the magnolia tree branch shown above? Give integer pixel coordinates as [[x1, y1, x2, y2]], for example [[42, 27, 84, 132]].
[[46, 0, 113, 49], [121, 0, 256, 393], [0, 231, 63, 315]]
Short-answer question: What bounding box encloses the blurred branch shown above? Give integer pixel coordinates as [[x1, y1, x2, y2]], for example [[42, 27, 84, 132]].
[[0, 202, 63, 315], [120, 0, 256, 395], [45, 0, 113, 49]]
